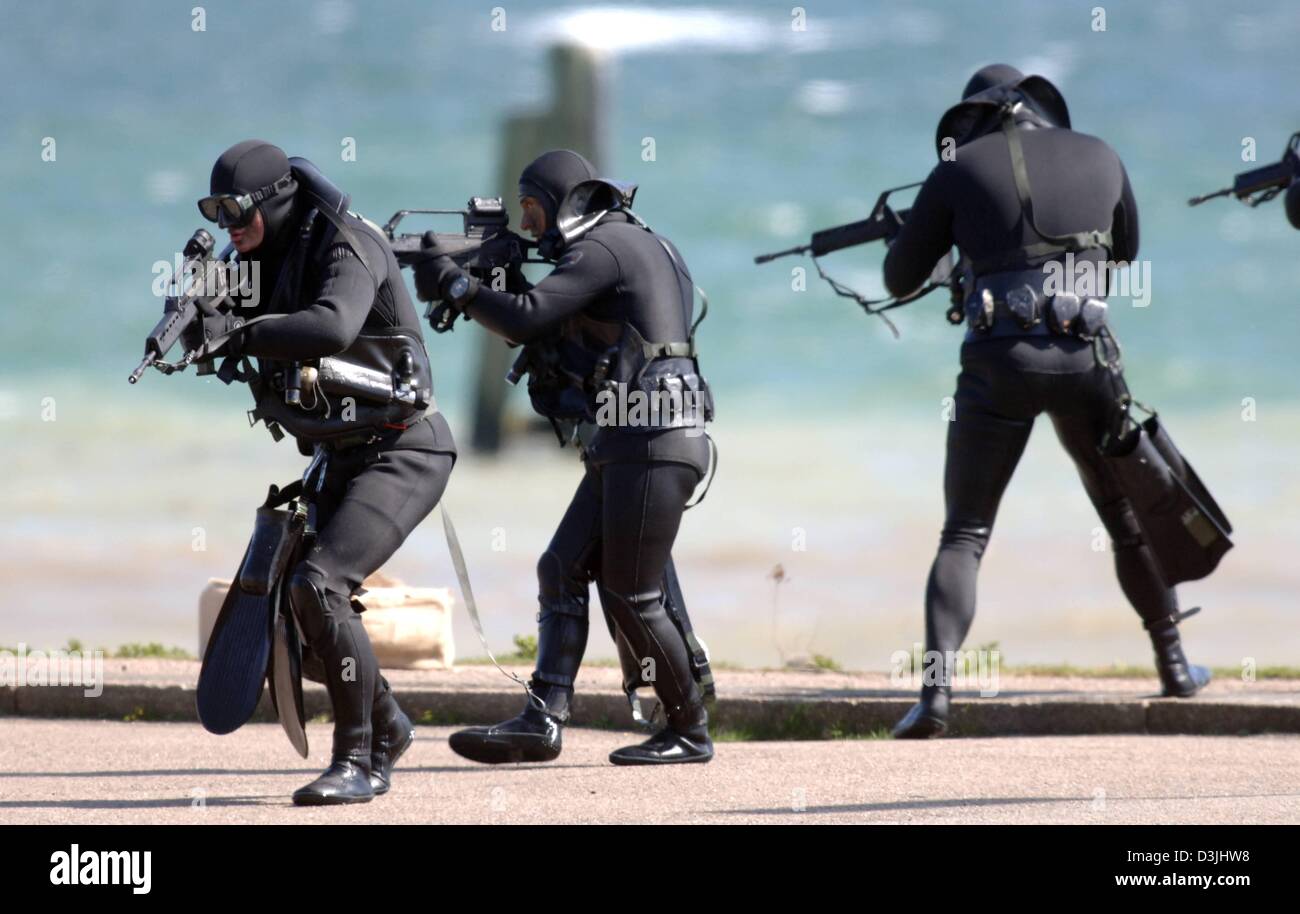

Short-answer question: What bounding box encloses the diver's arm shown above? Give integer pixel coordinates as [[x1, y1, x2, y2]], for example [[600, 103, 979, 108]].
[[464, 239, 619, 344], [883, 168, 956, 298], [239, 242, 378, 359]]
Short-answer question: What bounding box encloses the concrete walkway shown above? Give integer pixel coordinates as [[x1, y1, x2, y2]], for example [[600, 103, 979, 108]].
[[1, 720, 1296, 824]]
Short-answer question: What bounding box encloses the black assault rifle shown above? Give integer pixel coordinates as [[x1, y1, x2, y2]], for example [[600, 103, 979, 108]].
[[754, 185, 912, 264], [754, 182, 960, 336], [128, 228, 237, 383], [1188, 133, 1300, 207], [382, 197, 540, 332]]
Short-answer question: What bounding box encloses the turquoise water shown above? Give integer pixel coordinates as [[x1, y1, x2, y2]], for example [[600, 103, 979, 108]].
[[3, 0, 1299, 416], [2, 2, 1298, 665]]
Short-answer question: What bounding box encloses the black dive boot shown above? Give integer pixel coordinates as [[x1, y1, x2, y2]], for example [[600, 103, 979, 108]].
[[293, 759, 373, 806], [369, 679, 415, 795], [450, 592, 588, 765], [1149, 617, 1211, 697], [609, 701, 713, 766], [290, 577, 376, 806], [892, 684, 950, 739], [448, 698, 564, 764]]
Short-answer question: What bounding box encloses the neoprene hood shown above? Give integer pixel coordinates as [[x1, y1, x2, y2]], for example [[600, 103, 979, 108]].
[[210, 139, 299, 252]]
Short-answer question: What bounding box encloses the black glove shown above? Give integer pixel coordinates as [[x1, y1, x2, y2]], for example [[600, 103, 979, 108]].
[[182, 312, 244, 362], [413, 231, 469, 303], [180, 314, 207, 355], [218, 313, 246, 360]]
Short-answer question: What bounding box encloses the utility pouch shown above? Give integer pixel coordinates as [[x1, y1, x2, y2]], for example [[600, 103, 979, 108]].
[[1047, 292, 1082, 335], [1005, 283, 1042, 329], [1077, 297, 1109, 339], [965, 288, 995, 332]]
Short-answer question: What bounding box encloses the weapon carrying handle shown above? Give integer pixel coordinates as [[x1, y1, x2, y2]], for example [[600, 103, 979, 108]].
[[809, 206, 908, 257]]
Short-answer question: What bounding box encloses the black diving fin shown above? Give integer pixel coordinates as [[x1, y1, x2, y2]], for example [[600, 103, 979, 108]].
[[1104, 411, 1233, 586], [268, 599, 309, 758], [196, 544, 273, 735], [197, 483, 308, 737]]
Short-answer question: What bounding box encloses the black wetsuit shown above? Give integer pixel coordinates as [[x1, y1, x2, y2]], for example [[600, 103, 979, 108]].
[[464, 210, 711, 734], [883, 112, 1189, 710], [225, 159, 455, 793]]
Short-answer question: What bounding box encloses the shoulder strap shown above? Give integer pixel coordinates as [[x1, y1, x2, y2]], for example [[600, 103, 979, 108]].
[[624, 208, 709, 352], [305, 192, 379, 293], [654, 233, 709, 350], [972, 106, 1113, 276]]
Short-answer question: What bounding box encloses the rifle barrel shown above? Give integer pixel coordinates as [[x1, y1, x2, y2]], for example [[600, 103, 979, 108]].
[[128, 355, 154, 384], [752, 244, 809, 265], [1188, 187, 1232, 206]]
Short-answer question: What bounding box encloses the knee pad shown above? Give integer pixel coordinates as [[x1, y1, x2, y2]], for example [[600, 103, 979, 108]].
[[536, 549, 588, 604], [287, 571, 337, 650], [939, 522, 992, 557]]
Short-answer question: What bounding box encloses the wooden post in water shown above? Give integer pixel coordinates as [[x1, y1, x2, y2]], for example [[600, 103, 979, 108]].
[[470, 43, 606, 453]]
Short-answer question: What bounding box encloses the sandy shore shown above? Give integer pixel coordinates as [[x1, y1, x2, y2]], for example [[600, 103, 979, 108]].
[[5, 409, 1297, 671]]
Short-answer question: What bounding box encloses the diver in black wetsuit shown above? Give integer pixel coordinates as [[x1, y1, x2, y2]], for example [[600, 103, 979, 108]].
[[414, 149, 716, 765], [882, 66, 1211, 739], [191, 140, 456, 800]]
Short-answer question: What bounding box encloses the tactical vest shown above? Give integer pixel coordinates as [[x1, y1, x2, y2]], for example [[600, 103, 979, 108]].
[[247, 201, 434, 447], [519, 230, 714, 437]]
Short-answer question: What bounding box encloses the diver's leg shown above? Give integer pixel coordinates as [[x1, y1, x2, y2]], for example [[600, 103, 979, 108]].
[[598, 461, 713, 765], [362, 450, 454, 793], [448, 464, 601, 764], [895, 360, 1033, 738], [596, 553, 712, 729], [1051, 375, 1210, 697], [289, 447, 450, 804]]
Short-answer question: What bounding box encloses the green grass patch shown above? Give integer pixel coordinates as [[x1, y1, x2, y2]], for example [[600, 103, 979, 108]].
[[112, 642, 194, 660], [511, 634, 537, 660], [415, 708, 456, 726], [710, 705, 893, 741], [810, 653, 842, 672], [1001, 662, 1300, 681], [1248, 666, 1300, 680], [1, 641, 194, 659]]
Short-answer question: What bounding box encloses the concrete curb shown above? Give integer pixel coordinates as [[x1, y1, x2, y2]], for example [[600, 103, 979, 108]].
[[5, 682, 1299, 739]]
